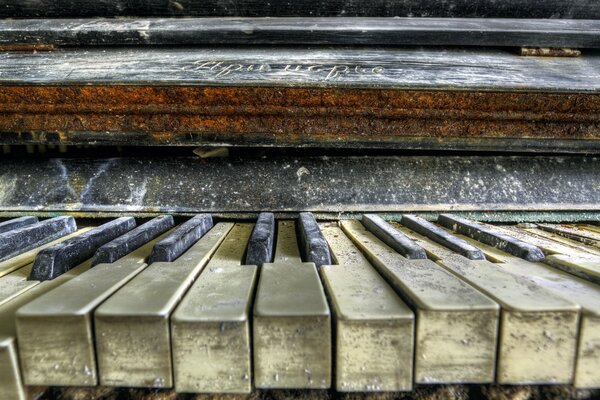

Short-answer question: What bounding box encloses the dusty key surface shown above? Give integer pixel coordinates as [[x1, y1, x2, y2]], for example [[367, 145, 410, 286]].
[[172, 223, 257, 393], [362, 214, 427, 259], [400, 215, 485, 260], [0, 227, 91, 279], [538, 224, 600, 248], [0, 216, 38, 235], [0, 216, 76, 262], [148, 214, 213, 263], [0, 264, 38, 307], [438, 214, 545, 261], [92, 215, 174, 265], [16, 231, 170, 386], [341, 220, 498, 384], [254, 220, 331, 389], [456, 234, 600, 389], [544, 254, 600, 285], [0, 254, 95, 400], [298, 212, 332, 267], [320, 223, 414, 391], [95, 223, 231, 388], [245, 212, 275, 267], [30, 217, 136, 281], [396, 224, 581, 385]]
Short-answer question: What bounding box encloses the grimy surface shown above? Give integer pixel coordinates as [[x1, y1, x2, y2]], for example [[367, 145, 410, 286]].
[[1, 18, 599, 48], [0, 156, 599, 218], [0, 0, 597, 18]]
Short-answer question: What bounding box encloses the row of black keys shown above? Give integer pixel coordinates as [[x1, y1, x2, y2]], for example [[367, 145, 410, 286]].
[[0, 211, 547, 284]]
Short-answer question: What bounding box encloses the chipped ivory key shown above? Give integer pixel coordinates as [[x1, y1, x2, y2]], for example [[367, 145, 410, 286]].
[[341, 220, 499, 384], [16, 230, 172, 386], [94, 223, 232, 388], [172, 223, 258, 393], [396, 223, 581, 385], [253, 220, 331, 389], [320, 223, 414, 391]]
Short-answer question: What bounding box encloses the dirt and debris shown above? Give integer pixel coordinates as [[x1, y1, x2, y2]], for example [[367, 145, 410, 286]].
[[34, 387, 600, 400]]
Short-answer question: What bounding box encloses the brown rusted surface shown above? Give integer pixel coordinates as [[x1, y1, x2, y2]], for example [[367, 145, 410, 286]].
[[0, 44, 57, 52], [519, 47, 582, 57], [0, 86, 598, 147]]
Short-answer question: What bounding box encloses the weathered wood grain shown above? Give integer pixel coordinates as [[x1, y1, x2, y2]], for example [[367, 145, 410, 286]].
[[0, 156, 598, 214], [0, 18, 599, 48], [0, 0, 598, 19]]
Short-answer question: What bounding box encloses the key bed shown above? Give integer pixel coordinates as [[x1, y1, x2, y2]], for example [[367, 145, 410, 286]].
[[0, 214, 599, 400]]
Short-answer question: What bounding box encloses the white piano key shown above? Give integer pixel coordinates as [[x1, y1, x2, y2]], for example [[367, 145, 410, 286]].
[[0, 264, 39, 307], [171, 223, 257, 393], [16, 230, 171, 386], [340, 220, 499, 384], [453, 231, 600, 388], [94, 222, 232, 388], [0, 252, 95, 400], [319, 223, 414, 392], [253, 220, 331, 389], [395, 224, 581, 384], [537, 223, 600, 248], [502, 225, 600, 257]]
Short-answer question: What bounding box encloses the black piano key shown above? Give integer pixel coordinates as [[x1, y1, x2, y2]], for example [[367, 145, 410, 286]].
[[148, 214, 213, 263], [91, 215, 175, 266], [245, 212, 275, 267], [29, 217, 137, 281], [0, 216, 77, 263], [400, 214, 486, 260], [297, 212, 332, 268], [0, 216, 38, 235], [361, 214, 427, 260], [437, 214, 546, 262]]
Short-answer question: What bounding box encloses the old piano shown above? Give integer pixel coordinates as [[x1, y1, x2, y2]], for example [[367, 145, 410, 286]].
[[0, 0, 599, 399]]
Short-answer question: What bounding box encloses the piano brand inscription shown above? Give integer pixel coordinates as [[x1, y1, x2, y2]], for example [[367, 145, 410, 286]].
[[189, 61, 384, 80]]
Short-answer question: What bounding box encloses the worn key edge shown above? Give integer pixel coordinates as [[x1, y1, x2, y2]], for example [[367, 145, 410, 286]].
[[0, 227, 92, 279], [438, 214, 545, 262], [400, 214, 485, 260], [0, 216, 77, 263], [362, 214, 427, 259], [92, 215, 174, 266], [245, 212, 275, 267], [298, 212, 332, 267], [148, 214, 213, 263], [0, 216, 38, 235], [29, 217, 136, 281]]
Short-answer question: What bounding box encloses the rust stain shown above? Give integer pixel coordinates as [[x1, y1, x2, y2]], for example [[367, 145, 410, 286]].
[[0, 44, 57, 52], [0, 85, 598, 144]]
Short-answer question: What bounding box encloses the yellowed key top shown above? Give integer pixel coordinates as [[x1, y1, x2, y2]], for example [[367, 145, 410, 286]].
[[538, 224, 600, 248], [320, 224, 414, 392], [524, 227, 600, 256], [455, 232, 600, 389], [0, 257, 94, 400], [395, 224, 581, 385], [544, 254, 600, 285], [0, 264, 39, 307], [0, 228, 92, 278], [341, 220, 498, 384], [502, 225, 600, 257], [16, 231, 171, 387], [94, 223, 232, 388], [253, 220, 331, 389], [172, 223, 257, 394]]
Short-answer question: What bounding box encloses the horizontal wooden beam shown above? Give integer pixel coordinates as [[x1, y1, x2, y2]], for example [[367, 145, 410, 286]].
[[0, 156, 598, 214], [0, 18, 599, 48], [0, 0, 598, 19]]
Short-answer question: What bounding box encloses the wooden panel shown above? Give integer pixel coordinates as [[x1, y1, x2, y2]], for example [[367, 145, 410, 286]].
[[1, 18, 599, 48], [1, 0, 598, 18]]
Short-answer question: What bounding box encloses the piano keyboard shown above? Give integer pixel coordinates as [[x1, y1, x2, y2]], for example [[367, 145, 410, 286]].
[[1, 214, 600, 399]]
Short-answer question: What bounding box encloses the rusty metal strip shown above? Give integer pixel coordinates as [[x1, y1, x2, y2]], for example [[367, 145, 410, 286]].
[[0, 86, 598, 150]]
